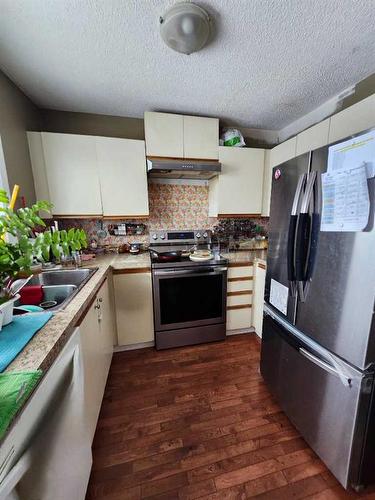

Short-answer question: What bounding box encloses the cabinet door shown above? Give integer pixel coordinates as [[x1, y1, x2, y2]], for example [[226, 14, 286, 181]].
[[261, 150, 271, 217], [97, 278, 115, 379], [296, 118, 330, 156], [27, 132, 52, 218], [328, 94, 375, 143], [41, 132, 102, 216], [269, 136, 297, 168], [114, 271, 154, 346], [144, 112, 183, 157], [252, 261, 266, 337], [261, 136, 297, 217], [79, 299, 103, 442], [183, 115, 219, 159], [96, 137, 149, 217], [217, 147, 265, 215]]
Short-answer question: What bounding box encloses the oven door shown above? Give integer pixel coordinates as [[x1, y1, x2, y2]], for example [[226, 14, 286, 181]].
[[152, 266, 227, 332]]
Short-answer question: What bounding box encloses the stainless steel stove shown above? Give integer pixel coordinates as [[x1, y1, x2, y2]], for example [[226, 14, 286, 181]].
[[150, 230, 228, 349]]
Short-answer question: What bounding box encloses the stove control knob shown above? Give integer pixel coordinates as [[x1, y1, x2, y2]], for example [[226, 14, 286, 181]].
[[196, 233, 201, 239], [160, 234, 165, 240], [203, 232, 208, 239], [152, 234, 158, 240]]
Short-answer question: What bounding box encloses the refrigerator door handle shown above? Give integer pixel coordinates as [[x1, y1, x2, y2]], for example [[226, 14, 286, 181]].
[[295, 171, 317, 302], [299, 348, 352, 387], [287, 173, 306, 294]]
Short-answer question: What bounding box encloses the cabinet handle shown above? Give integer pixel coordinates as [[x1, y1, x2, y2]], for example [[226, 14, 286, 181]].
[[98, 298, 103, 303], [94, 304, 100, 310]]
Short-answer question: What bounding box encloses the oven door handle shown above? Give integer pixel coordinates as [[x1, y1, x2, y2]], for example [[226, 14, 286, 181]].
[[153, 267, 228, 276]]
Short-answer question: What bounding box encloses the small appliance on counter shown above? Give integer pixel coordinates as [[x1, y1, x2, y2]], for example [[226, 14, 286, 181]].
[[129, 243, 141, 255], [149, 229, 228, 350]]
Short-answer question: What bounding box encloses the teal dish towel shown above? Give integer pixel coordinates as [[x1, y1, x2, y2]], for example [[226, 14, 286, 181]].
[[0, 313, 53, 372]]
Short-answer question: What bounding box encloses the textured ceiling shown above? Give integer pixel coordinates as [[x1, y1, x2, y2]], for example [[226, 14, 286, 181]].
[[0, 0, 374, 129]]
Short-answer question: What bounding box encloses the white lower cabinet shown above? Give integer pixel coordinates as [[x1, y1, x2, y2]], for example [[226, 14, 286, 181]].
[[114, 271, 154, 347], [80, 278, 114, 442], [226, 264, 254, 332], [252, 260, 266, 338]]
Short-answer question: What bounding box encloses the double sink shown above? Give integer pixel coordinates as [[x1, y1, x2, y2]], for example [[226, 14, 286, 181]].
[[27, 268, 98, 311]]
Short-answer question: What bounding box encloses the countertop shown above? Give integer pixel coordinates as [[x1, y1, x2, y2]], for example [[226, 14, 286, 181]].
[[5, 253, 151, 375], [1, 249, 266, 444], [1, 252, 151, 445], [223, 249, 267, 265]]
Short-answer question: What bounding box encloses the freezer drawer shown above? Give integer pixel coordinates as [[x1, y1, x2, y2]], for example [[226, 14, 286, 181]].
[[260, 314, 372, 489]]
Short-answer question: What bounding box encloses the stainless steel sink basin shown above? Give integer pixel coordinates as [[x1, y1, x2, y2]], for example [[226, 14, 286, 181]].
[[29, 268, 95, 287], [40, 285, 78, 311], [24, 267, 98, 311]]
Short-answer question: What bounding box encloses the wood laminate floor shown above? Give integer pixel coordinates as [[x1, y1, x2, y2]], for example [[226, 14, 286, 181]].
[[86, 334, 375, 500]]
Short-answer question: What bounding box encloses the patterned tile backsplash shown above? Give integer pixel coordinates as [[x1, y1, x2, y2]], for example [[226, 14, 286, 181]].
[[57, 183, 268, 249]]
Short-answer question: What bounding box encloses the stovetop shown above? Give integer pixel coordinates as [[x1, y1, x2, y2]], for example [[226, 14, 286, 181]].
[[150, 254, 228, 269], [149, 228, 228, 269]]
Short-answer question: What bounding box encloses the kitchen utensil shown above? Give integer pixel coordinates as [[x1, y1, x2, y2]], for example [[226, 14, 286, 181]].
[[19, 286, 43, 306], [129, 243, 141, 255], [150, 248, 182, 262], [189, 253, 213, 262], [5, 276, 32, 298], [39, 300, 58, 309], [97, 220, 107, 239]]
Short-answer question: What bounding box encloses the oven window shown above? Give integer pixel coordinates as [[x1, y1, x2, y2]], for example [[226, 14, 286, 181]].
[[159, 274, 223, 325]]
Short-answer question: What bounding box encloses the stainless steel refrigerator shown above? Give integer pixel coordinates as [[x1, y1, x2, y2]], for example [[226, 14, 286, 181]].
[[260, 128, 375, 491]]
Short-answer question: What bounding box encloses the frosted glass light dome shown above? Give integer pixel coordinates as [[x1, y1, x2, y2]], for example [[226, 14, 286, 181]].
[[159, 2, 211, 55]]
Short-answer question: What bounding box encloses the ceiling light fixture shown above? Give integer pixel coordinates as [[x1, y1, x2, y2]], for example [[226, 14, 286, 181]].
[[159, 2, 211, 55]]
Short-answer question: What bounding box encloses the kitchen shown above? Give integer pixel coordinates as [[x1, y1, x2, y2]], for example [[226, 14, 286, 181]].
[[0, 1, 374, 499]]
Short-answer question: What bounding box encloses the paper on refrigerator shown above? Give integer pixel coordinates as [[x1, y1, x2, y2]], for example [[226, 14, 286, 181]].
[[327, 130, 375, 179], [321, 165, 370, 232], [269, 279, 289, 315]]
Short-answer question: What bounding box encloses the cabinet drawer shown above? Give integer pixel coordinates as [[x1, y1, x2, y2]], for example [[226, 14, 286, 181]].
[[227, 278, 253, 293], [227, 293, 252, 307], [228, 265, 253, 279], [226, 307, 252, 330]]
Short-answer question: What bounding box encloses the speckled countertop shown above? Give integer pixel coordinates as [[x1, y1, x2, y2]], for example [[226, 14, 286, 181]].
[[1, 252, 151, 445], [1, 249, 266, 444], [5, 249, 263, 374], [223, 249, 267, 265], [6, 253, 151, 375]]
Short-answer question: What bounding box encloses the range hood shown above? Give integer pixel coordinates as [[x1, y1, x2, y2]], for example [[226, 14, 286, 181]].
[[147, 157, 221, 180]]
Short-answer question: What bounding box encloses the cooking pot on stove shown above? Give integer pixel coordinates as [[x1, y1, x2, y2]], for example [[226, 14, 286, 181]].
[[149, 248, 183, 262]]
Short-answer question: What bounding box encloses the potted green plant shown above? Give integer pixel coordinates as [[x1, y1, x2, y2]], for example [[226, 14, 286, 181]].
[[0, 189, 87, 326]]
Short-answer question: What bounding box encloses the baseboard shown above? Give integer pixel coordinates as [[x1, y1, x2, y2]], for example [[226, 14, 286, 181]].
[[114, 341, 155, 352], [254, 332, 262, 344], [226, 327, 255, 336], [114, 330, 261, 351]]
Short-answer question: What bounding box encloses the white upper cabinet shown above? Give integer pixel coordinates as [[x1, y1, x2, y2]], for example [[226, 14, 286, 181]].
[[144, 111, 219, 159], [295, 118, 330, 156], [328, 94, 375, 143], [269, 136, 297, 168], [95, 137, 149, 217], [183, 115, 219, 159], [210, 147, 265, 216], [261, 136, 297, 216], [41, 132, 102, 216], [144, 112, 183, 157], [27, 132, 52, 218], [28, 133, 149, 217]]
